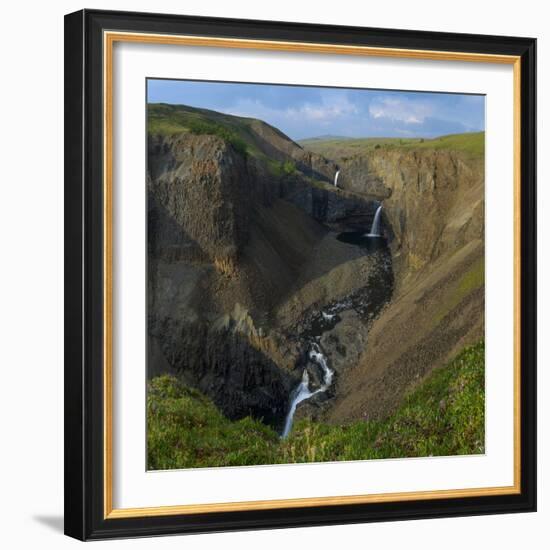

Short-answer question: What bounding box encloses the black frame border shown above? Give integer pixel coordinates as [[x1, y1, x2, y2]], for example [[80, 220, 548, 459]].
[[64, 9, 537, 541]]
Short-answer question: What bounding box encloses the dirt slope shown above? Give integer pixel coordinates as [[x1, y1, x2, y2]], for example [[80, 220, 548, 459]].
[[302, 136, 485, 421]]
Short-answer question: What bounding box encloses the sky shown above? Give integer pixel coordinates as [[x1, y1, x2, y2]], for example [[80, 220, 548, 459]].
[[147, 79, 485, 141]]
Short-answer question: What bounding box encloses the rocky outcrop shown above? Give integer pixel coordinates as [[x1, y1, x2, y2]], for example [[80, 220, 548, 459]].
[[150, 314, 295, 426], [148, 133, 251, 268], [280, 177, 381, 231]]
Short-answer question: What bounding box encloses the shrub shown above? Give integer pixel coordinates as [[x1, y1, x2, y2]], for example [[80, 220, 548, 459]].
[[281, 160, 296, 175], [187, 119, 248, 156]]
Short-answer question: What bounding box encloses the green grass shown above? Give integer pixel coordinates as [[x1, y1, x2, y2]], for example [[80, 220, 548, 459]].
[[147, 103, 249, 156], [266, 159, 298, 178], [147, 379, 280, 469], [434, 257, 485, 325], [186, 119, 248, 155], [407, 132, 485, 157], [147, 342, 485, 469], [300, 132, 485, 159]]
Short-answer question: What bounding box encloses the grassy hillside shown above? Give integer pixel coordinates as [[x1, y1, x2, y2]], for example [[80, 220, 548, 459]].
[[147, 103, 320, 180], [147, 341, 485, 469], [148, 103, 253, 154], [300, 132, 485, 159]]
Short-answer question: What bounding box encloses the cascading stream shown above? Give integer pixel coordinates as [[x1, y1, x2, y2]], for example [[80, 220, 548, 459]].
[[282, 201, 391, 439], [281, 342, 333, 438]]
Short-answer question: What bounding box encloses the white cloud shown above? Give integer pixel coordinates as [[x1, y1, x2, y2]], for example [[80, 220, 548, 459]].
[[227, 94, 359, 124], [369, 97, 433, 125]]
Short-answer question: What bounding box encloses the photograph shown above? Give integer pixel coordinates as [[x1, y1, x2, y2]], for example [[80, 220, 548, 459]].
[[146, 79, 486, 470]]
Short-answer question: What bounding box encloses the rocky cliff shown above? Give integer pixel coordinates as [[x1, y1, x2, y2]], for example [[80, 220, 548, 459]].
[[304, 136, 484, 286]]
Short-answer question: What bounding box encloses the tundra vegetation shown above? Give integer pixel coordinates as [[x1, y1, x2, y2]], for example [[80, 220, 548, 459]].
[[148, 342, 485, 469]]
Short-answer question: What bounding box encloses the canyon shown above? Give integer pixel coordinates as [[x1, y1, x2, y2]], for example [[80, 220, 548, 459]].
[[147, 103, 485, 434]]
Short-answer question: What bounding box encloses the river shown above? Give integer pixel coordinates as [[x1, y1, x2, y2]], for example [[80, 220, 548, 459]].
[[280, 225, 393, 438]]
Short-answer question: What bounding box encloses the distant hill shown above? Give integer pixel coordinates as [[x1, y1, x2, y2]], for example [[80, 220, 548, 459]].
[[300, 132, 485, 159], [299, 135, 355, 144]]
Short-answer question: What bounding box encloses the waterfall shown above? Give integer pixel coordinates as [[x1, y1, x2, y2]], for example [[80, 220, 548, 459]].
[[281, 343, 334, 438], [309, 343, 334, 388], [334, 170, 340, 187], [367, 205, 383, 237], [281, 370, 312, 438]]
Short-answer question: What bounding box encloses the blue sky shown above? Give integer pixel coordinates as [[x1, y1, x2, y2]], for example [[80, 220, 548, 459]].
[[148, 79, 485, 141]]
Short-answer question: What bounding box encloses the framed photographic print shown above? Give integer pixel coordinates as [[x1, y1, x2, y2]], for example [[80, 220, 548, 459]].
[[64, 9, 536, 540]]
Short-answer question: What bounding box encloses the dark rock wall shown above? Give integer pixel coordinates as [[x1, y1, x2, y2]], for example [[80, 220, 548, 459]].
[[151, 318, 294, 426], [280, 177, 381, 231], [148, 133, 251, 267]]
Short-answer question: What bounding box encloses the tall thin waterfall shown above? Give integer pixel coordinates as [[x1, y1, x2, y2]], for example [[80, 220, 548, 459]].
[[367, 205, 383, 237], [334, 170, 340, 187]]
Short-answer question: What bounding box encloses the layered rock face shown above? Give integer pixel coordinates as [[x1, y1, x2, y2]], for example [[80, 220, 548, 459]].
[[152, 315, 295, 425], [148, 133, 251, 268], [280, 178, 380, 231], [336, 149, 484, 285]]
